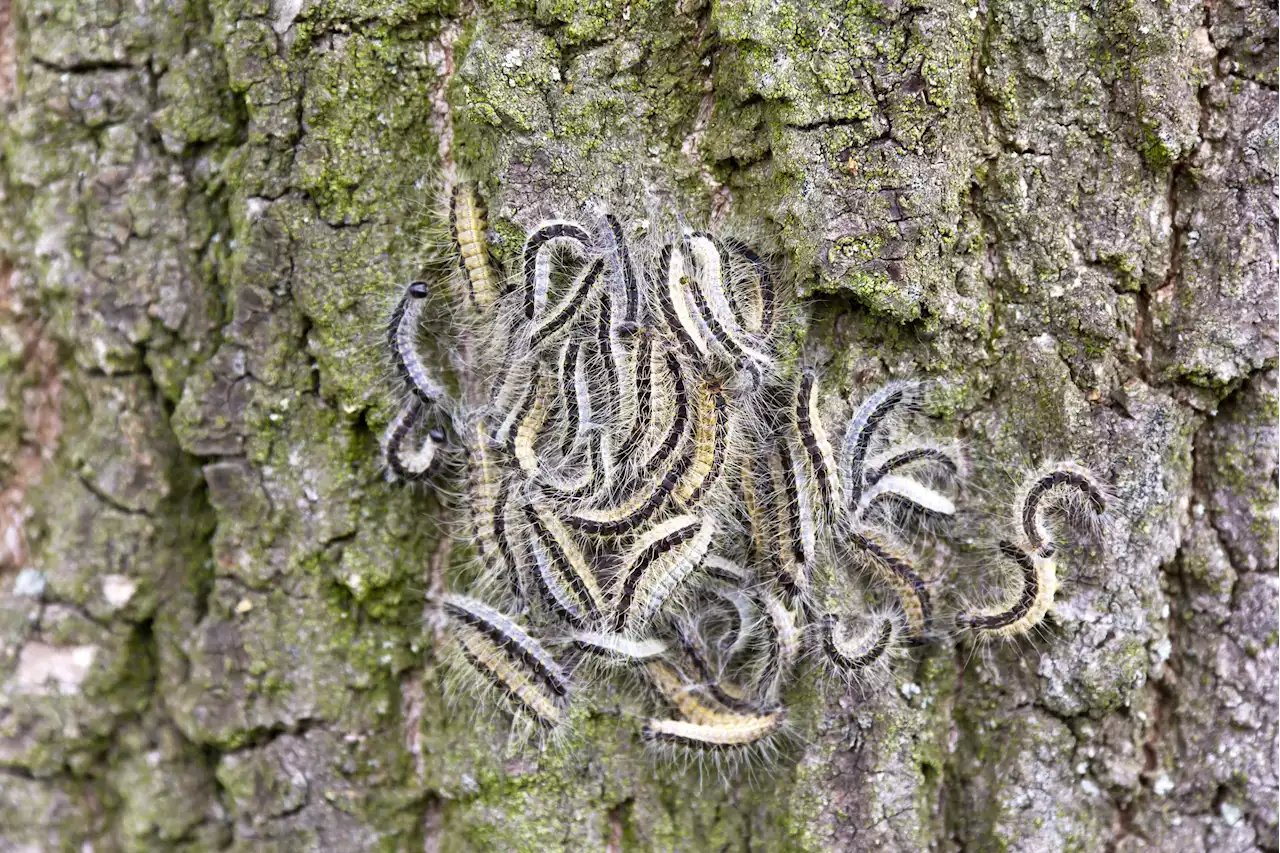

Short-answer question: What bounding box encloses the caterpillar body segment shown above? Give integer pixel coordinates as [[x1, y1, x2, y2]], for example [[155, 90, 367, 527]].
[[795, 372, 841, 527], [556, 338, 582, 456], [644, 660, 725, 725], [680, 234, 745, 366], [592, 290, 621, 427], [766, 441, 811, 601], [953, 464, 1109, 640], [464, 421, 521, 597], [693, 580, 759, 668], [857, 474, 957, 521], [493, 372, 535, 451], [513, 371, 554, 477], [673, 380, 732, 509], [757, 592, 800, 704], [738, 452, 770, 562], [788, 435, 820, 567], [383, 401, 447, 482], [617, 327, 655, 462], [486, 345, 534, 435], [686, 233, 777, 375], [841, 381, 921, 512], [1015, 463, 1109, 559], [389, 281, 449, 406], [522, 220, 593, 319], [638, 350, 691, 476], [612, 514, 715, 634], [820, 612, 902, 684], [597, 211, 642, 326], [864, 442, 966, 488], [523, 502, 607, 628], [657, 243, 713, 363], [561, 401, 697, 536], [641, 711, 786, 753], [702, 554, 748, 585], [441, 595, 570, 727], [536, 435, 599, 501], [847, 532, 931, 644], [572, 340, 597, 448], [721, 238, 775, 336], [529, 256, 605, 349], [643, 660, 770, 736], [570, 631, 668, 662], [958, 540, 1058, 640], [673, 620, 762, 715], [449, 184, 501, 311]]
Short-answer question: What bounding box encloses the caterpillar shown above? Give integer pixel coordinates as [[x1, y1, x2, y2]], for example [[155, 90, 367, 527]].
[[450, 184, 500, 311], [822, 612, 900, 680], [959, 464, 1109, 640], [441, 594, 570, 728], [383, 401, 446, 482], [388, 281, 448, 406], [612, 514, 715, 634], [523, 220, 593, 320]]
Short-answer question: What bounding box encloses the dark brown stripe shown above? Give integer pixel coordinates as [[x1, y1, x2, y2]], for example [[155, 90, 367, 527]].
[[682, 388, 729, 506], [522, 221, 592, 318], [824, 615, 892, 671], [963, 540, 1039, 631], [456, 645, 559, 727], [846, 386, 907, 507], [568, 448, 692, 535], [655, 244, 706, 362], [505, 379, 539, 457], [864, 447, 958, 487], [850, 532, 931, 637], [675, 623, 759, 713], [682, 233, 744, 360], [386, 402, 442, 481], [492, 479, 521, 601], [778, 441, 805, 565], [605, 214, 639, 324], [530, 257, 604, 349], [641, 352, 690, 475], [796, 374, 835, 522], [613, 520, 701, 632], [618, 331, 653, 461], [1022, 470, 1107, 558], [523, 505, 600, 627], [596, 290, 618, 421], [559, 339, 581, 456], [445, 602, 569, 697]]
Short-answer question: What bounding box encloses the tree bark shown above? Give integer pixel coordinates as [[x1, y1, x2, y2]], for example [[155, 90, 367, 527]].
[[0, 0, 1276, 850]]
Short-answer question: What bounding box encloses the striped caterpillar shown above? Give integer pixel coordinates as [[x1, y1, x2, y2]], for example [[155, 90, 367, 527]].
[[377, 182, 1111, 774]]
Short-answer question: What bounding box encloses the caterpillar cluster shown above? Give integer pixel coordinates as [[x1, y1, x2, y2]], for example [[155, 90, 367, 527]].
[[381, 184, 1109, 769]]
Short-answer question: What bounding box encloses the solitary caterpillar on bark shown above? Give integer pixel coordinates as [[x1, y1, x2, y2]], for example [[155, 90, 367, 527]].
[[382, 181, 1111, 774]]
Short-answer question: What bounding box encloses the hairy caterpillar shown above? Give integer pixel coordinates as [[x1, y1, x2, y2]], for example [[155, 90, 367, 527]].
[[959, 464, 1109, 640], [441, 595, 570, 728]]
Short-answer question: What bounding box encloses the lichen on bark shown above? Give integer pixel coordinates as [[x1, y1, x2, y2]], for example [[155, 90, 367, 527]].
[[0, 0, 1275, 850]]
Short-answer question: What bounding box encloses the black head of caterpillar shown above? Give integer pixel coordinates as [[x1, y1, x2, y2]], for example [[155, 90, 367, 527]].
[[377, 185, 1115, 780]]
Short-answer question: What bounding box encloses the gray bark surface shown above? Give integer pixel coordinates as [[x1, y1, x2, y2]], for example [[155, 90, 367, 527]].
[[0, 0, 1275, 850]]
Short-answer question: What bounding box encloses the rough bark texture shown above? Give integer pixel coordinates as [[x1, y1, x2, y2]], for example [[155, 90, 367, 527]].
[[0, 0, 1275, 849]]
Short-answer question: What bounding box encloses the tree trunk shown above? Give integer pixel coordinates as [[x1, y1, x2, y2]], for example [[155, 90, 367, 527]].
[[0, 0, 1275, 849]]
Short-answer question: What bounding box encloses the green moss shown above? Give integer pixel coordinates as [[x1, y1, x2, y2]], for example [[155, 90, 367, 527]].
[[295, 25, 445, 223]]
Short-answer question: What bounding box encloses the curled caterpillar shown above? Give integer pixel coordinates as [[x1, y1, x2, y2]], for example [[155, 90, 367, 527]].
[[959, 464, 1109, 640]]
